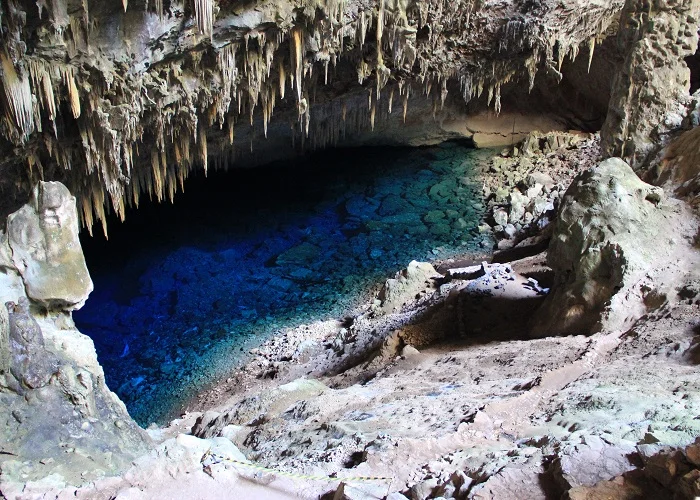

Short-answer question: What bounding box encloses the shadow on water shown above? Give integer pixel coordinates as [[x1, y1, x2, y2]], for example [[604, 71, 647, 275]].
[[75, 141, 494, 425]]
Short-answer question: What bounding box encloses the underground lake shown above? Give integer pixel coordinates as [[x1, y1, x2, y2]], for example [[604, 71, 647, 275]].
[[74, 141, 495, 426]]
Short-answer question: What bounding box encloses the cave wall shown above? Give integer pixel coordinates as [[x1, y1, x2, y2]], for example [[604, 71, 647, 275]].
[[601, 0, 700, 169]]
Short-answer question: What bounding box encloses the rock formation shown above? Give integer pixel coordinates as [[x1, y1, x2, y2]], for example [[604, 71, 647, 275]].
[[531, 157, 696, 336], [0, 0, 698, 497], [7, 182, 93, 310], [601, 0, 700, 169], [0, 181, 150, 487]]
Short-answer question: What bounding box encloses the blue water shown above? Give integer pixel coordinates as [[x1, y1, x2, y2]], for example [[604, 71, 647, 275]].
[[75, 142, 494, 426]]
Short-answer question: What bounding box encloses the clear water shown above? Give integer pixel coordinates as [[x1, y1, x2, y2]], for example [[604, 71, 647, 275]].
[[74, 142, 494, 426]]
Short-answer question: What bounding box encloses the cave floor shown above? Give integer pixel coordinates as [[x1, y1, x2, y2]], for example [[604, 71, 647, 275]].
[[142, 248, 700, 500]]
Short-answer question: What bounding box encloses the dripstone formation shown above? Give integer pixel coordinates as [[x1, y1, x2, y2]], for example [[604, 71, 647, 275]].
[[0, 0, 627, 235]]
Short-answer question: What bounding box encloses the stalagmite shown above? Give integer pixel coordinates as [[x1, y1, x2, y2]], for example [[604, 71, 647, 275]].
[[388, 87, 394, 113]]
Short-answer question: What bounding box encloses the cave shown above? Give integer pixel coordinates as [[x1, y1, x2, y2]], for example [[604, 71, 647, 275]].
[[1, 0, 700, 499]]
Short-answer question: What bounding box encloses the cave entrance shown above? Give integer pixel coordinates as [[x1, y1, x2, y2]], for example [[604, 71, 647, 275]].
[[74, 142, 493, 426]]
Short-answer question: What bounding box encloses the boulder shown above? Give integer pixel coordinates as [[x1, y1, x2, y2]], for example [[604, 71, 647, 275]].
[[531, 158, 680, 336], [7, 182, 93, 311], [378, 261, 441, 313], [508, 190, 529, 224]]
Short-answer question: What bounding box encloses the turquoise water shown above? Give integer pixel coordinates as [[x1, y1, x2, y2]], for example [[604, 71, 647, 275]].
[[75, 142, 494, 426]]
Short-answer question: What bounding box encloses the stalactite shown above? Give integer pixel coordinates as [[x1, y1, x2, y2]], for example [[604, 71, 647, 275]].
[[278, 59, 286, 99], [525, 50, 539, 92], [375, 0, 386, 98], [132, 172, 141, 208], [588, 37, 595, 73], [291, 27, 303, 104], [0, 51, 35, 139], [151, 149, 163, 201], [403, 90, 408, 123], [199, 122, 208, 175], [494, 83, 501, 115], [217, 43, 238, 125], [0, 0, 624, 236], [81, 195, 93, 235], [28, 59, 57, 122], [440, 78, 448, 109], [359, 10, 368, 48], [194, 0, 214, 39], [60, 66, 81, 118]]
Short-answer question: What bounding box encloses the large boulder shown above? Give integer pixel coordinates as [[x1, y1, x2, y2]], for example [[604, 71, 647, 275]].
[[531, 158, 686, 336], [7, 182, 93, 310]]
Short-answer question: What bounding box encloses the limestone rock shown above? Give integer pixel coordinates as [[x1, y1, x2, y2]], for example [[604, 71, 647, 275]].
[[378, 261, 441, 313], [531, 158, 676, 336], [553, 436, 637, 489], [7, 182, 93, 311], [654, 125, 700, 211], [0, 299, 9, 387], [0, 314, 152, 487], [0, 182, 151, 487], [6, 298, 58, 392], [601, 0, 700, 170]]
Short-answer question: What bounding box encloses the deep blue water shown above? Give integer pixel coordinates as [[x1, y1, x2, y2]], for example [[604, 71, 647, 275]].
[[75, 142, 494, 426]]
